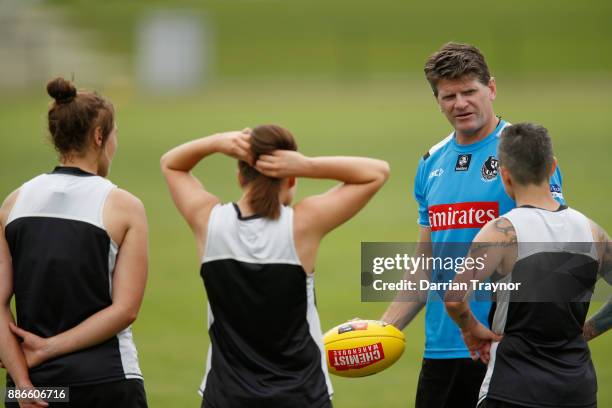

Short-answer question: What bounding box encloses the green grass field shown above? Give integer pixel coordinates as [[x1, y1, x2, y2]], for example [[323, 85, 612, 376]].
[[51, 0, 612, 78], [1, 76, 611, 406]]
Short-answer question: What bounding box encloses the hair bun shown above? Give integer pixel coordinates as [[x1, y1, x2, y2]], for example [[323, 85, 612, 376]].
[[47, 77, 77, 104]]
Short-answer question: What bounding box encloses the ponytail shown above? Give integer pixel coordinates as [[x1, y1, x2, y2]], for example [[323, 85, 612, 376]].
[[248, 177, 282, 219], [238, 124, 297, 219]]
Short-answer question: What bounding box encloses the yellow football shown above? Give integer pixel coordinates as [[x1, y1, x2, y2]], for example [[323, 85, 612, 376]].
[[323, 320, 405, 378]]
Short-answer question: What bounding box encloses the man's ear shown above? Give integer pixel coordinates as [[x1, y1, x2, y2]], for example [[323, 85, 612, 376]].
[[549, 156, 558, 178], [488, 77, 497, 101], [500, 166, 512, 188], [288, 176, 296, 188]]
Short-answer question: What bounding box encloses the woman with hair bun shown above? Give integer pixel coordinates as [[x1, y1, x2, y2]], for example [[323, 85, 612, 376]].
[[0, 78, 148, 408], [161, 125, 389, 407]]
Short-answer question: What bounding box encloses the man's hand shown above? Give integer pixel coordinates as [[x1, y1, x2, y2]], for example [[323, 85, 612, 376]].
[[461, 321, 501, 364]]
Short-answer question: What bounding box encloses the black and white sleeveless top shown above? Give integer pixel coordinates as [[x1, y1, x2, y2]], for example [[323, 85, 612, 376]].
[[480, 205, 598, 408], [198, 203, 333, 408], [5, 167, 143, 386]]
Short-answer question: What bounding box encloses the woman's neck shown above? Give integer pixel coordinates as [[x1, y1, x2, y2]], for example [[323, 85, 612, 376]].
[[61, 155, 98, 175], [236, 195, 257, 218]]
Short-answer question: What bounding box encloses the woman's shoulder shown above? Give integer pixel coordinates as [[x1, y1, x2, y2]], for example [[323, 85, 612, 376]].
[[106, 188, 146, 215], [0, 188, 21, 226]]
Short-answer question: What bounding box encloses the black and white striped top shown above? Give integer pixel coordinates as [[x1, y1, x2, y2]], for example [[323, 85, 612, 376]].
[[480, 205, 598, 408], [198, 203, 333, 408], [5, 166, 143, 386]]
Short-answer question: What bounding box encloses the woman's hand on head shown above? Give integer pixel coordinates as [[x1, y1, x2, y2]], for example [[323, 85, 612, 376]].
[[218, 130, 253, 164], [255, 150, 310, 178]]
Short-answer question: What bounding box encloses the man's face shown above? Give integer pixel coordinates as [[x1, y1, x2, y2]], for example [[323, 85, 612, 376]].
[[436, 76, 496, 137]]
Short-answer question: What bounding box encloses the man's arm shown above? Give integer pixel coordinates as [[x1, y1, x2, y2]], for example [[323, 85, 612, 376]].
[[380, 226, 430, 329], [446, 217, 516, 302], [583, 221, 612, 341], [583, 299, 612, 342], [444, 218, 513, 362], [381, 156, 432, 330]]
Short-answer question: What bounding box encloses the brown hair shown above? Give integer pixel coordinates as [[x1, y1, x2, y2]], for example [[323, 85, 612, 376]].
[[238, 124, 297, 219], [498, 123, 554, 185], [424, 42, 491, 96], [46, 77, 115, 159]]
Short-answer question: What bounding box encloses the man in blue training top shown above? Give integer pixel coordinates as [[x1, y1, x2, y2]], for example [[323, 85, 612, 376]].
[[381, 42, 564, 408]]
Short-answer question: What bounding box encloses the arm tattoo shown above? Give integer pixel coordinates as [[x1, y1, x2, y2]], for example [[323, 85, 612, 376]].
[[584, 299, 612, 341], [471, 240, 517, 251], [583, 320, 598, 342], [493, 218, 517, 244], [469, 218, 517, 264], [600, 237, 612, 282], [458, 310, 473, 331]]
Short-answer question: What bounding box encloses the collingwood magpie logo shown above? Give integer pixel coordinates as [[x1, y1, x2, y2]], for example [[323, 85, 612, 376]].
[[455, 154, 471, 171], [481, 156, 499, 181]]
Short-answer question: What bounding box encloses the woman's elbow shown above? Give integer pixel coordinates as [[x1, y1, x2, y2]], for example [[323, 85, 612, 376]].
[[124, 311, 138, 326], [379, 161, 390, 182], [372, 160, 390, 188], [159, 153, 170, 171], [116, 305, 139, 327]]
